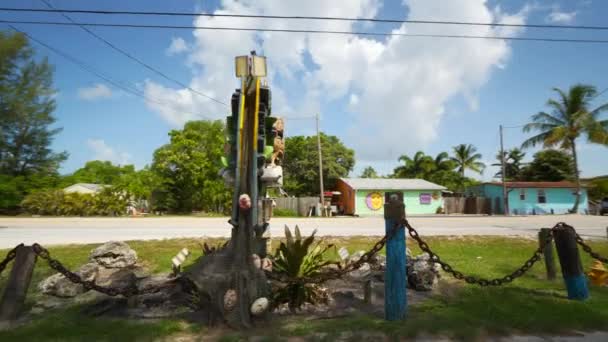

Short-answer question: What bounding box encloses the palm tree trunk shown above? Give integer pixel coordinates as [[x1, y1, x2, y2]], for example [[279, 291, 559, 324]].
[[570, 141, 581, 213]]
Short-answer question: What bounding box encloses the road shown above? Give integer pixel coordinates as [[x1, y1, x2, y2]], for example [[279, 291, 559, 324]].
[[0, 215, 607, 248]]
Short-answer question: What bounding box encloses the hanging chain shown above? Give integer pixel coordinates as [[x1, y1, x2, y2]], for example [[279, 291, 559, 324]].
[[402, 220, 566, 286], [31, 243, 172, 297], [571, 226, 608, 264], [0, 243, 23, 276]]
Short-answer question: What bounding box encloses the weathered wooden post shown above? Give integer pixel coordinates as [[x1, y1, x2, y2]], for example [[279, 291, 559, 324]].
[[554, 225, 589, 300], [538, 228, 556, 280], [384, 194, 407, 320], [0, 245, 37, 321]]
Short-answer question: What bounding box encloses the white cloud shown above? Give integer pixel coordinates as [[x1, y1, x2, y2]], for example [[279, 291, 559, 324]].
[[77, 83, 112, 101], [86, 139, 131, 165], [166, 37, 189, 56], [546, 8, 577, 24], [145, 0, 527, 162]]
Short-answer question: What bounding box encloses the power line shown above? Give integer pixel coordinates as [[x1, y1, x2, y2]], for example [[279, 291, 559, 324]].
[[3, 20, 608, 44], [7, 25, 214, 120], [38, 0, 227, 107], [3, 7, 608, 31]]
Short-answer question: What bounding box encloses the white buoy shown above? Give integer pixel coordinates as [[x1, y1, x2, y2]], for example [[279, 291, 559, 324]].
[[250, 297, 269, 315]]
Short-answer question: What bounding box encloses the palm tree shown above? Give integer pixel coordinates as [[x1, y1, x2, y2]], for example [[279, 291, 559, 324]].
[[393, 151, 434, 178], [493, 148, 526, 180], [451, 144, 485, 177], [522, 84, 608, 213]]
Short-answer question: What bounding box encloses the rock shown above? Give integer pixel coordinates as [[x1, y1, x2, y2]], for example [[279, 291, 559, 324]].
[[95, 267, 137, 289], [347, 250, 365, 264], [407, 253, 440, 291], [38, 262, 98, 298], [348, 262, 371, 280], [250, 297, 269, 315], [90, 241, 137, 268], [136, 273, 173, 293]]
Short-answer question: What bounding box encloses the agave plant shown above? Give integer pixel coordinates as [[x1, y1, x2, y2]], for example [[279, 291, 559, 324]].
[[271, 225, 335, 311]]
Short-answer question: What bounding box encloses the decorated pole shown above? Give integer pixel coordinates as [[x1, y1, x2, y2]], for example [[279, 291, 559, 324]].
[[553, 225, 589, 300], [384, 193, 407, 321]]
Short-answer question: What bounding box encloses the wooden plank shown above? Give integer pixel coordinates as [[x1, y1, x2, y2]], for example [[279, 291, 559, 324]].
[[0, 246, 37, 321], [538, 228, 557, 280], [384, 196, 407, 320]]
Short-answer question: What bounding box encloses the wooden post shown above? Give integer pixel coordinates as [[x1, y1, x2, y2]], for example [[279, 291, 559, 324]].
[[363, 279, 373, 305], [538, 228, 556, 280], [553, 226, 589, 300], [384, 195, 407, 320], [0, 246, 37, 321]]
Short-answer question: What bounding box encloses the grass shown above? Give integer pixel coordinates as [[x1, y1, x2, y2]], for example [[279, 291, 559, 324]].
[[1, 235, 608, 341]]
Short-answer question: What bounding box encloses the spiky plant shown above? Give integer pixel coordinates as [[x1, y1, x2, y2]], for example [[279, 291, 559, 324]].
[[271, 225, 335, 311]]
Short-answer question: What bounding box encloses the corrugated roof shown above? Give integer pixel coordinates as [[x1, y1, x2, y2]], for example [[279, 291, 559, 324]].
[[483, 181, 584, 188], [64, 183, 108, 191], [340, 178, 446, 190]]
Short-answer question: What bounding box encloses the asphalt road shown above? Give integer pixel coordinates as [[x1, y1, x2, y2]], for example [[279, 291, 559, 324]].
[[0, 215, 607, 248]]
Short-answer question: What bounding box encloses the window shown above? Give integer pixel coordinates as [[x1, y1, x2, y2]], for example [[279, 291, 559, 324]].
[[519, 189, 526, 201], [538, 189, 547, 204]]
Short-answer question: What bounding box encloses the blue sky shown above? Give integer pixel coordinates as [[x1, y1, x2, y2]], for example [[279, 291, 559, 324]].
[[3, 0, 608, 181]]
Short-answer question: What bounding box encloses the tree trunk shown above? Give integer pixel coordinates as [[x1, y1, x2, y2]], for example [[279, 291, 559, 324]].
[[570, 141, 581, 213]]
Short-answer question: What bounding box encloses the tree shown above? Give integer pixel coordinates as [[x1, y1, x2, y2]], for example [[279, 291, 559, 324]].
[[393, 151, 435, 178], [66, 160, 135, 185], [151, 120, 229, 213], [451, 144, 485, 177], [283, 133, 355, 196], [522, 84, 608, 212], [493, 148, 526, 180], [360, 166, 378, 178], [520, 149, 574, 182], [0, 31, 67, 176]]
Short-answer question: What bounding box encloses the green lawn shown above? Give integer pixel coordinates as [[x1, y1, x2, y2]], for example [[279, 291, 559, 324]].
[[1, 236, 608, 341]]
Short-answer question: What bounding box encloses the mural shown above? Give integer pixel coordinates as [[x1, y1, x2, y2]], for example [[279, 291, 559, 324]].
[[366, 192, 384, 210]]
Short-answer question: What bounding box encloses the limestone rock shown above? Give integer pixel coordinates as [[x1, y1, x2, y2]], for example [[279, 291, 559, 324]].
[[348, 262, 371, 280], [38, 262, 98, 298], [407, 253, 440, 291], [90, 241, 137, 268], [347, 250, 365, 264], [95, 267, 138, 289]]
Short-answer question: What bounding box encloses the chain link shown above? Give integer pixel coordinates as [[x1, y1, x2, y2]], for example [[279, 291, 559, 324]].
[[0, 243, 23, 276], [402, 219, 566, 286], [31, 243, 171, 297], [570, 225, 608, 264]]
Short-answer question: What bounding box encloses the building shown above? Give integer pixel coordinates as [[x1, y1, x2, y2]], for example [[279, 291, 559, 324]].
[[63, 183, 108, 195], [466, 181, 588, 215], [335, 178, 446, 216]]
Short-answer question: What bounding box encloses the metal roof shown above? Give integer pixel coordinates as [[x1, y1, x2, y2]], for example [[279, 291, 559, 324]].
[[64, 183, 108, 192], [339, 178, 446, 190], [482, 181, 584, 189]]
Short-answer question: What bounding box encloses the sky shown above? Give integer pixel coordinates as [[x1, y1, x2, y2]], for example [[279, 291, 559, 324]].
[[3, 0, 608, 181]]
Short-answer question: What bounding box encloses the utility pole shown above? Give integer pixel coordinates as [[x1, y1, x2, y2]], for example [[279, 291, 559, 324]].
[[316, 113, 325, 214], [499, 125, 509, 215]]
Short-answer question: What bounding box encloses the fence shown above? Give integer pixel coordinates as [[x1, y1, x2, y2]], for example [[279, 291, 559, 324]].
[[444, 196, 493, 215], [274, 196, 319, 216]]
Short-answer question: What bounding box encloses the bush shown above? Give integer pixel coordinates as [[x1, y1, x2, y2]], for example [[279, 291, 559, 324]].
[[272, 208, 298, 217], [21, 188, 128, 216], [271, 226, 335, 311]]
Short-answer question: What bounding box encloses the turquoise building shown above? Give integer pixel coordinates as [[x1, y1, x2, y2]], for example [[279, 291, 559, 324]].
[[466, 182, 588, 215], [335, 178, 446, 216]]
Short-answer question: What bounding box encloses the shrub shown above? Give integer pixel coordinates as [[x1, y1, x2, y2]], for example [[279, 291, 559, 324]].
[[21, 187, 128, 216], [272, 208, 298, 217], [271, 225, 335, 311]]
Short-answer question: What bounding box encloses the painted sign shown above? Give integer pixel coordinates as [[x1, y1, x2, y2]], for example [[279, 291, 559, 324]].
[[419, 193, 432, 204], [366, 192, 384, 210]]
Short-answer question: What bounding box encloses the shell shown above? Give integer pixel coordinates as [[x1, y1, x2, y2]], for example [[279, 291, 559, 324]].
[[250, 297, 269, 315], [223, 289, 237, 311]]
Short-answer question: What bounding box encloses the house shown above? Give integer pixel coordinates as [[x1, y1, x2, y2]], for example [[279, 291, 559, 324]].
[[466, 181, 588, 215], [63, 183, 108, 195], [335, 178, 446, 216]]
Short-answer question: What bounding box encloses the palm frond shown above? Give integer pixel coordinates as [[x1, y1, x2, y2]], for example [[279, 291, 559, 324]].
[[522, 132, 551, 149], [532, 111, 566, 125], [589, 103, 608, 119]]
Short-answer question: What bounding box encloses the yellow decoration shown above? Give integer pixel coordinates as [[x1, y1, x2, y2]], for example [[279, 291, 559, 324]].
[[366, 192, 383, 211], [587, 260, 608, 286]]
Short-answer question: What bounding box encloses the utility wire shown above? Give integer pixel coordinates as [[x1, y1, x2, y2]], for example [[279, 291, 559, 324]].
[[39, 0, 227, 107], [3, 20, 608, 44], [3, 7, 608, 31], [7, 25, 213, 120]]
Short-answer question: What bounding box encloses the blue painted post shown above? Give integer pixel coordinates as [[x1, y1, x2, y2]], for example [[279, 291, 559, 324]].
[[384, 195, 407, 320], [554, 226, 589, 300]]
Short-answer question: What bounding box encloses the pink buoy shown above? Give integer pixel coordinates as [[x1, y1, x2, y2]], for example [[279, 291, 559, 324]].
[[239, 194, 252, 210]]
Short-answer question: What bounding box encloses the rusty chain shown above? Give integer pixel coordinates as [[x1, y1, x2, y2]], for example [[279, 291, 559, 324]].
[[0, 243, 23, 276], [31, 243, 171, 297], [401, 219, 567, 286]]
